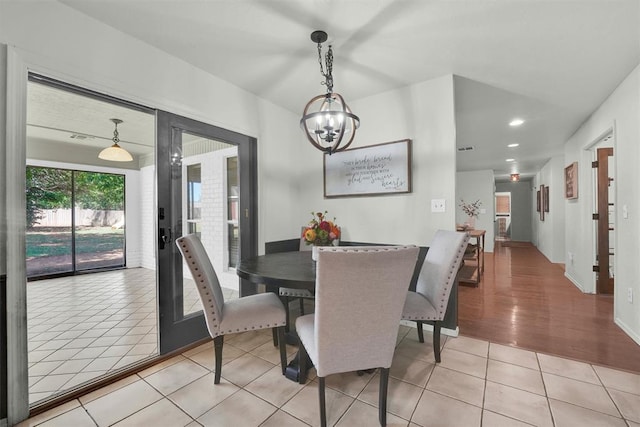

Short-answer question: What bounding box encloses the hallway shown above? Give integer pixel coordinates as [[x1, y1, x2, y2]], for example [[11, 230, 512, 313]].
[[458, 241, 640, 373]]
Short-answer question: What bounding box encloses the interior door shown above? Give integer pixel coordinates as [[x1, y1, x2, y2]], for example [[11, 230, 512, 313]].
[[593, 146, 614, 294], [156, 111, 257, 353]]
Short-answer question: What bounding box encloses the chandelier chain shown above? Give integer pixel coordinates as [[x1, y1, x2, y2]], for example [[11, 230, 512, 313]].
[[112, 124, 120, 144], [316, 42, 334, 93]]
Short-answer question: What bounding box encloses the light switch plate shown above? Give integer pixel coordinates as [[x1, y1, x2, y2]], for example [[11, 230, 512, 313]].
[[431, 199, 446, 213]]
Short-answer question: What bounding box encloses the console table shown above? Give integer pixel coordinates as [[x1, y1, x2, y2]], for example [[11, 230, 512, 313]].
[[459, 229, 485, 287]]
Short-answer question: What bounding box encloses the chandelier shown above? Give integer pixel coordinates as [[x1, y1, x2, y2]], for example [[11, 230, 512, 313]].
[[300, 31, 360, 154], [98, 118, 133, 162]]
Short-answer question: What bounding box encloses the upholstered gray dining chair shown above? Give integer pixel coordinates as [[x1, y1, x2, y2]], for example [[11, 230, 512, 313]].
[[296, 245, 420, 427], [401, 230, 469, 363], [176, 234, 288, 384]]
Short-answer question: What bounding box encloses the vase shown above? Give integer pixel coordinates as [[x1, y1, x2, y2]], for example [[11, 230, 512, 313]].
[[464, 216, 476, 230]]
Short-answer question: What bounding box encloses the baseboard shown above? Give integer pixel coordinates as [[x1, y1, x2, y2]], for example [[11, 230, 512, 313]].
[[400, 320, 459, 337], [564, 271, 590, 293], [614, 317, 640, 347]]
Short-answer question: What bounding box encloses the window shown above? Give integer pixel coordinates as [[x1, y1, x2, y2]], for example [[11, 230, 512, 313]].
[[186, 164, 202, 237], [227, 157, 239, 268]]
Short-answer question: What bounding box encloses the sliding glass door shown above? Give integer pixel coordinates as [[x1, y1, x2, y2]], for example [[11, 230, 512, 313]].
[[25, 166, 126, 278]]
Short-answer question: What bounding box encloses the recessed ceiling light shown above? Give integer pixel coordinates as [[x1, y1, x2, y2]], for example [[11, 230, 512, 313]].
[[509, 118, 524, 127], [506, 158, 515, 162], [507, 143, 519, 148]]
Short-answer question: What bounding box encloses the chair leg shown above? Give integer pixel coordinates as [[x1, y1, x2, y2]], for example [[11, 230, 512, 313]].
[[277, 326, 287, 375], [299, 297, 305, 315], [272, 328, 278, 346], [213, 335, 224, 384], [379, 368, 389, 427], [298, 339, 308, 384], [416, 321, 424, 343], [433, 321, 442, 363], [319, 376, 327, 427], [281, 295, 291, 332]]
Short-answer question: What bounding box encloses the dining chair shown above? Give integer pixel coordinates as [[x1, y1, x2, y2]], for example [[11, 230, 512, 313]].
[[401, 230, 469, 363], [278, 226, 317, 324], [176, 234, 288, 383], [296, 245, 420, 427]]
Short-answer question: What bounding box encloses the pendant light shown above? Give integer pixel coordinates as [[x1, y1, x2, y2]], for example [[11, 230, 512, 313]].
[[300, 30, 360, 155], [98, 118, 133, 162]]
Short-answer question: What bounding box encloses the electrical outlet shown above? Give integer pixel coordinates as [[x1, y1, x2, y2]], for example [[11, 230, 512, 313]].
[[568, 252, 574, 264], [628, 288, 633, 303], [431, 199, 446, 213]]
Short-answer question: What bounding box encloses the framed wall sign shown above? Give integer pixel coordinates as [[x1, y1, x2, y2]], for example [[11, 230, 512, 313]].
[[565, 162, 578, 199], [323, 139, 412, 198], [539, 185, 545, 221], [544, 185, 550, 212]]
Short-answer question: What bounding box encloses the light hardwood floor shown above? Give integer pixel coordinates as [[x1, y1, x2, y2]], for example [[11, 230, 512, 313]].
[[458, 240, 640, 373]]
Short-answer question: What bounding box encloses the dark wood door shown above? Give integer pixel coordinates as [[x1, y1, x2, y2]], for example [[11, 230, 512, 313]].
[[156, 111, 257, 353], [594, 147, 614, 294]]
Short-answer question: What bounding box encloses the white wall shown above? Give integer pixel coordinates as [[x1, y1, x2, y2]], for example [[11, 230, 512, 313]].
[[534, 156, 565, 263], [456, 170, 495, 253], [256, 98, 309, 247], [292, 76, 458, 246], [564, 63, 640, 345]]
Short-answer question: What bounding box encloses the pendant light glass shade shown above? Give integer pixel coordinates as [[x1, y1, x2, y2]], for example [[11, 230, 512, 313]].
[[98, 118, 133, 162]]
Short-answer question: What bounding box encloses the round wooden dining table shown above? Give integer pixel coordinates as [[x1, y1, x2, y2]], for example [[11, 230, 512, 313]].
[[236, 250, 316, 292]]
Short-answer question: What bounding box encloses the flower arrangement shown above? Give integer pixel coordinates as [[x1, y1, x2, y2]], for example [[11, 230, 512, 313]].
[[459, 199, 482, 218], [302, 211, 340, 246]]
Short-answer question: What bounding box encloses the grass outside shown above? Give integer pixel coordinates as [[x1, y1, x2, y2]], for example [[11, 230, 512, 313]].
[[26, 227, 124, 258]]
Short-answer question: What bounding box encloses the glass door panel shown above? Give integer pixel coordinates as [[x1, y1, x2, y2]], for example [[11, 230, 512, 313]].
[[26, 166, 73, 277], [181, 132, 237, 316], [74, 171, 126, 271], [227, 157, 239, 269]]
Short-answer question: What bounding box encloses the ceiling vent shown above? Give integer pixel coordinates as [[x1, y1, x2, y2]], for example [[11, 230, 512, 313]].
[[70, 133, 94, 140], [457, 146, 474, 152]]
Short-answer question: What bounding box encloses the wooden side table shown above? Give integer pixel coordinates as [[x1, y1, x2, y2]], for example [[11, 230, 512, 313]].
[[459, 229, 485, 287]]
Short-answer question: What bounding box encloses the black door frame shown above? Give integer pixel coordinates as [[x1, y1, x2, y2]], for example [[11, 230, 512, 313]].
[[156, 110, 257, 353]]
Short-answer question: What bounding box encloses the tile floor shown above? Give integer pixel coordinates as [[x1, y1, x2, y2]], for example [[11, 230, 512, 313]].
[[27, 268, 238, 404], [18, 325, 640, 426]]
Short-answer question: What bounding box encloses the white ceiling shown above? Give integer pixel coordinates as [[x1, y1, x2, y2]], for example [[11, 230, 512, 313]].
[[27, 82, 155, 156], [35, 0, 640, 179]]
